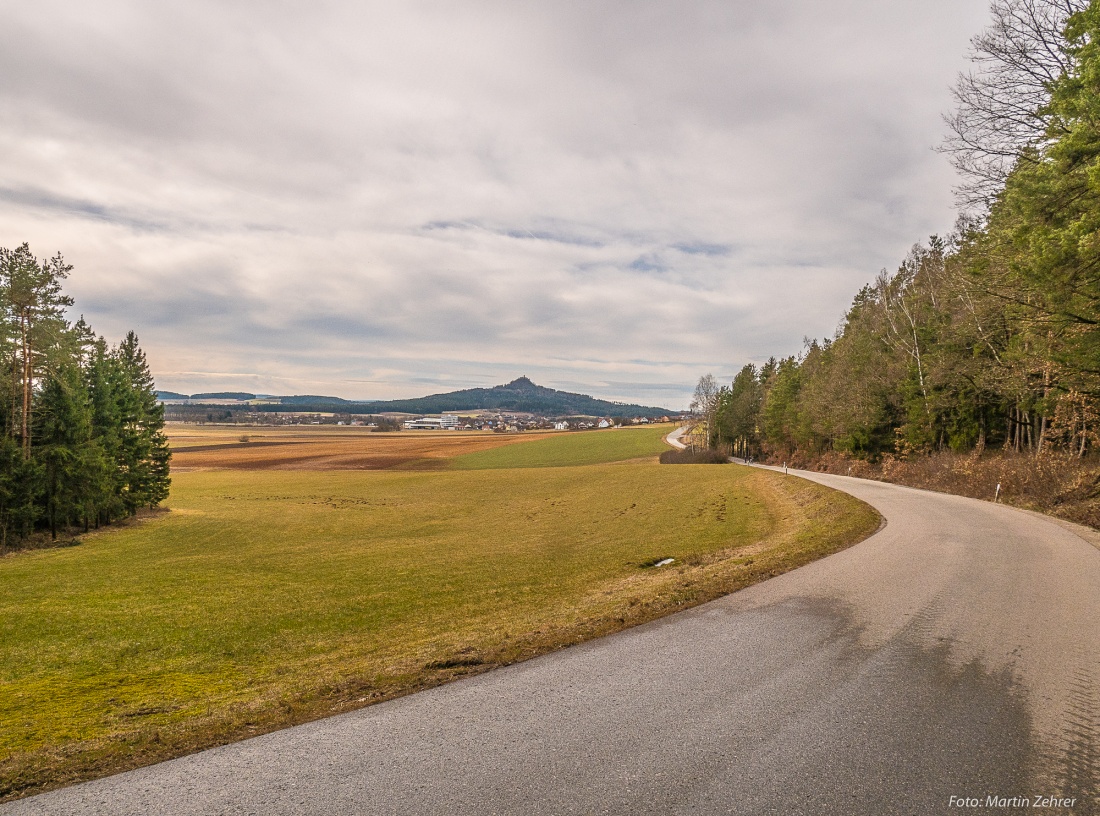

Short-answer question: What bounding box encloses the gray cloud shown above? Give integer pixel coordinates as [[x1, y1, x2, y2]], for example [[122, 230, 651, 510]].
[[0, 187, 170, 232], [0, 0, 992, 409]]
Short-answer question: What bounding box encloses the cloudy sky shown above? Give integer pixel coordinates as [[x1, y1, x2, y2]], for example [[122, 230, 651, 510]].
[[2, 0, 992, 408]]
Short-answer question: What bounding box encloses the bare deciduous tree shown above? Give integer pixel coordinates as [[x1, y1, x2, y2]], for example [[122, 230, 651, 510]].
[[942, 0, 1086, 210], [690, 373, 720, 447]]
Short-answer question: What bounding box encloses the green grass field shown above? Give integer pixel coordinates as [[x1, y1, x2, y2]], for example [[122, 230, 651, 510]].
[[0, 425, 879, 799], [449, 424, 670, 469]]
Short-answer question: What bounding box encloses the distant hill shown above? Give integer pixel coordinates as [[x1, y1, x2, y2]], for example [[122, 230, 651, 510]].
[[156, 391, 278, 401], [160, 377, 675, 417], [277, 394, 352, 405], [357, 377, 672, 417], [191, 392, 257, 400]]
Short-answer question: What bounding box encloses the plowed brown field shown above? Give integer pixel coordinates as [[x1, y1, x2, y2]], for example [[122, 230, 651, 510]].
[[166, 426, 552, 471]]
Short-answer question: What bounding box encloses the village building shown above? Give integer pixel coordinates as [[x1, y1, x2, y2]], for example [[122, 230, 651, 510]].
[[403, 414, 461, 430]]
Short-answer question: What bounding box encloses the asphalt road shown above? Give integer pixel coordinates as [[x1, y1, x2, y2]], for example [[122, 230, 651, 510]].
[[7, 469, 1100, 815]]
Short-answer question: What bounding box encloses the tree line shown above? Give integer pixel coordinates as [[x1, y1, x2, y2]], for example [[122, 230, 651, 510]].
[[701, 0, 1099, 464], [0, 243, 170, 546]]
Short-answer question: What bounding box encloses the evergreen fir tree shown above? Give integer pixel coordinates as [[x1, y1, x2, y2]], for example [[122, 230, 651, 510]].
[[0, 245, 172, 546]]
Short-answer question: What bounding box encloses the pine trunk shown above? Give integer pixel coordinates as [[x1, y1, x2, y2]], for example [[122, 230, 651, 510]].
[[20, 309, 31, 460]]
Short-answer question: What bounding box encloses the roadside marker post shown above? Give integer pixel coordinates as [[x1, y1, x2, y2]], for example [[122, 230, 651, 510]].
[[995, 483, 1001, 503]]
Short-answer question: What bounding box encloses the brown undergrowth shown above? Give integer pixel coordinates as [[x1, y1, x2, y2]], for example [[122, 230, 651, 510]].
[[779, 449, 1100, 531]]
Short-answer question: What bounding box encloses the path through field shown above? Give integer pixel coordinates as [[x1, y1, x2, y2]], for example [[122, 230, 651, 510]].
[[5, 469, 1099, 814]]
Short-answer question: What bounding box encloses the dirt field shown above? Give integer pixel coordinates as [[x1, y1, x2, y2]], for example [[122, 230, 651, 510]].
[[166, 425, 557, 471]]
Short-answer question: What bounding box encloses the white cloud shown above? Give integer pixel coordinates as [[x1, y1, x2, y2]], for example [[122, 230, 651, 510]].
[[0, 0, 991, 409]]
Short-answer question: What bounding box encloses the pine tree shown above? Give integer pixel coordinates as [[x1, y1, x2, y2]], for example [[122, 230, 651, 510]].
[[85, 337, 125, 525], [0, 244, 74, 460], [37, 362, 95, 538], [114, 332, 171, 514], [0, 245, 172, 546]]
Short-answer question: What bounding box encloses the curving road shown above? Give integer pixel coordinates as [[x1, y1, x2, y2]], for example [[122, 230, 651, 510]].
[[5, 469, 1100, 815]]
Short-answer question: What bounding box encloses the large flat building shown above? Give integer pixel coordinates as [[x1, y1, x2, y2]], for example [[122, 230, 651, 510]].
[[403, 414, 460, 430]]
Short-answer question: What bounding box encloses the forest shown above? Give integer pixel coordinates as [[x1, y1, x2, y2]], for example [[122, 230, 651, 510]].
[[702, 0, 1100, 474], [0, 243, 170, 548]]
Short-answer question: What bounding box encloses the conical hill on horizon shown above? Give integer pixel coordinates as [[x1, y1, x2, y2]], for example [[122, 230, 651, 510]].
[[157, 377, 677, 418]]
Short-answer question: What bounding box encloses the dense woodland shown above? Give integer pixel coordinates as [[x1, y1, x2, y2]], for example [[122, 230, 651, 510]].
[[701, 0, 1100, 472], [0, 243, 170, 547]]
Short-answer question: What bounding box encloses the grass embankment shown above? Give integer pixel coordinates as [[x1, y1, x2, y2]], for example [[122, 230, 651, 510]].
[[0, 425, 879, 800]]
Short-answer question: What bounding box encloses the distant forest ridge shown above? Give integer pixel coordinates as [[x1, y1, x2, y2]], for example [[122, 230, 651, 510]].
[[157, 377, 676, 417]]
